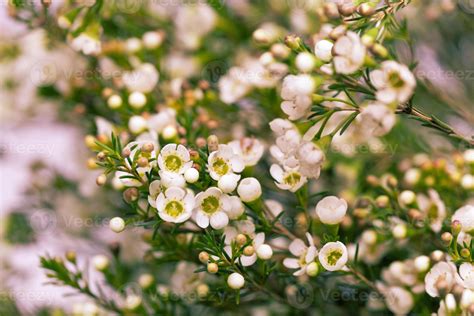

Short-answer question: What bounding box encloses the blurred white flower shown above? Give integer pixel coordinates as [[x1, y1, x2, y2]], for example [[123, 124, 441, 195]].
[[424, 262, 458, 297], [333, 32, 366, 74], [370, 61, 416, 105], [358, 103, 396, 137], [318, 241, 348, 271], [123, 63, 159, 93], [280, 74, 315, 120], [452, 204, 474, 233]]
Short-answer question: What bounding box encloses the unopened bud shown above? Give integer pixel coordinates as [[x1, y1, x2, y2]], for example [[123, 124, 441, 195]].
[[243, 246, 255, 256], [284, 35, 302, 51], [207, 262, 218, 274], [96, 174, 107, 186], [207, 135, 219, 152], [236, 234, 247, 246], [452, 220, 462, 235], [441, 232, 453, 245], [137, 157, 149, 168], [357, 3, 375, 16], [141, 142, 154, 153], [461, 248, 471, 258], [199, 251, 209, 263], [123, 188, 139, 203], [122, 147, 131, 158]]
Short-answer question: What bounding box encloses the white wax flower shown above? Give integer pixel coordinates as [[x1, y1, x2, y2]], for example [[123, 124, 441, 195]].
[[332, 31, 366, 74], [452, 204, 474, 233], [227, 272, 245, 289], [270, 164, 307, 192], [109, 217, 125, 233], [228, 138, 265, 167], [283, 233, 318, 276], [207, 144, 245, 181], [280, 74, 315, 120], [123, 63, 159, 93], [318, 241, 348, 271], [156, 187, 195, 223], [315, 196, 348, 225], [370, 61, 416, 105], [424, 262, 458, 297], [194, 187, 230, 230]]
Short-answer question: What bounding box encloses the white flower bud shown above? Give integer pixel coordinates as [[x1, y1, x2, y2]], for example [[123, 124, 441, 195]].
[[125, 295, 142, 310], [218, 174, 239, 193], [138, 273, 154, 289], [461, 174, 474, 189], [314, 39, 334, 62], [109, 217, 125, 233], [414, 255, 430, 272], [404, 168, 420, 186], [315, 196, 348, 225], [237, 177, 262, 202], [197, 284, 209, 297], [128, 115, 147, 134], [107, 94, 122, 109], [259, 52, 274, 66], [306, 262, 319, 276], [256, 244, 273, 260], [162, 125, 177, 140], [445, 293, 456, 311], [128, 91, 147, 109], [184, 168, 199, 183], [142, 31, 163, 49], [464, 149, 474, 163], [392, 223, 407, 239], [362, 230, 377, 245], [126, 38, 142, 53], [227, 272, 245, 289], [295, 52, 316, 72], [399, 190, 416, 205], [92, 254, 109, 271], [461, 289, 474, 309]]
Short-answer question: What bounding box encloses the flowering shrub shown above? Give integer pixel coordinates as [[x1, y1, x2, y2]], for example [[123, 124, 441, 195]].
[[4, 0, 474, 315]]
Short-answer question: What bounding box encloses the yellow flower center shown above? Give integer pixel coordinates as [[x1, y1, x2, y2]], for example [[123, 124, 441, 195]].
[[212, 157, 229, 176], [164, 200, 184, 217], [326, 249, 343, 266], [201, 196, 220, 215], [388, 71, 404, 88], [164, 154, 182, 172], [284, 172, 301, 186]]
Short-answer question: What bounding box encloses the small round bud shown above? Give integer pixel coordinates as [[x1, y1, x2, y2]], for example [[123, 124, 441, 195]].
[[306, 262, 319, 277], [142, 31, 164, 49], [338, 3, 356, 16], [461, 248, 471, 258], [107, 94, 122, 109], [323, 3, 340, 19], [87, 158, 98, 169], [259, 52, 274, 66], [125, 295, 142, 311], [431, 250, 445, 262], [399, 190, 416, 205], [271, 43, 290, 59], [121, 147, 131, 158], [138, 273, 154, 289], [441, 232, 453, 245], [128, 116, 147, 134], [123, 187, 139, 203], [109, 217, 125, 233], [375, 195, 389, 208], [141, 142, 154, 153], [198, 251, 209, 263], [84, 135, 97, 149], [414, 255, 430, 272], [392, 224, 407, 239], [284, 35, 302, 50], [314, 40, 334, 62], [162, 125, 177, 140], [227, 272, 245, 290], [366, 175, 379, 186], [218, 174, 239, 193], [207, 262, 218, 274], [96, 174, 107, 186], [256, 244, 273, 260], [362, 230, 377, 245], [295, 52, 316, 72], [461, 174, 474, 190], [207, 135, 219, 152], [253, 28, 271, 44], [237, 177, 262, 202], [452, 220, 462, 235], [372, 43, 388, 58], [184, 168, 199, 183], [92, 254, 109, 271], [243, 246, 255, 256], [65, 250, 76, 263], [404, 168, 421, 186], [236, 234, 247, 246], [128, 92, 147, 109], [357, 3, 375, 16], [97, 151, 106, 161], [196, 284, 209, 298], [137, 157, 149, 168]]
